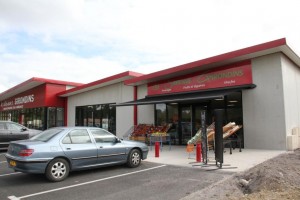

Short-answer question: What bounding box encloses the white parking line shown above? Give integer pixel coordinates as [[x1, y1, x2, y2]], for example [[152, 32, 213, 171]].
[[8, 165, 167, 200], [0, 172, 21, 177], [0, 161, 7, 164]]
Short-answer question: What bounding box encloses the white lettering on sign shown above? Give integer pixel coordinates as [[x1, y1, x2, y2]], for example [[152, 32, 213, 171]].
[[1, 101, 14, 107], [0, 94, 35, 110], [3, 105, 24, 111], [14, 95, 35, 105]]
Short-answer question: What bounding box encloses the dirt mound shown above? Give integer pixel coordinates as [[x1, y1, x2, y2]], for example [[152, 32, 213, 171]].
[[182, 149, 300, 200], [232, 149, 300, 199]]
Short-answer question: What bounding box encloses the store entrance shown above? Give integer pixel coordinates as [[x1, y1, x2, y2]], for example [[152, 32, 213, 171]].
[[179, 104, 207, 145], [154, 91, 243, 145]]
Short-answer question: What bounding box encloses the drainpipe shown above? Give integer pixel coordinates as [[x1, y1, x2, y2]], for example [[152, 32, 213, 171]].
[[134, 86, 138, 126]]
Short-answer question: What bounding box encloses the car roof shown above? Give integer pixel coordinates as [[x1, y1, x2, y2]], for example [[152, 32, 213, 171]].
[[49, 126, 106, 130]]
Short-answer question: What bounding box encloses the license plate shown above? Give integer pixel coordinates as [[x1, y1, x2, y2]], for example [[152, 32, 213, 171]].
[[9, 160, 16, 167]]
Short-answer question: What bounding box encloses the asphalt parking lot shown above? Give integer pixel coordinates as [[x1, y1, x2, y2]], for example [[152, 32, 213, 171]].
[[0, 151, 234, 200]]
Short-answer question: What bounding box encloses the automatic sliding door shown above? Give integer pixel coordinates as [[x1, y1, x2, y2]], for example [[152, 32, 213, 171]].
[[181, 106, 192, 144], [180, 105, 207, 145]]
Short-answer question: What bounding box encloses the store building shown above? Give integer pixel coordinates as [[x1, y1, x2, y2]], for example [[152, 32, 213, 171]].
[[0, 78, 82, 130], [2, 38, 300, 150], [60, 38, 300, 150], [121, 38, 300, 150]]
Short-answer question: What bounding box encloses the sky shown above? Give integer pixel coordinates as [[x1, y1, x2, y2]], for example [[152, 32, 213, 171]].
[[0, 0, 300, 93]]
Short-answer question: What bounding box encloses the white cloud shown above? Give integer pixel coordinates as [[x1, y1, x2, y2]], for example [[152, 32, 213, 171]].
[[0, 0, 84, 34], [1, 0, 300, 93], [0, 50, 128, 87]]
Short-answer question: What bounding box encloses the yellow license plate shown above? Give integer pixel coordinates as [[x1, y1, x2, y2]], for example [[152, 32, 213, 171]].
[[9, 160, 16, 167]]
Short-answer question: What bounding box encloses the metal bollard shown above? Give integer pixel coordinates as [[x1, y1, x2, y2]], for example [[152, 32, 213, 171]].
[[196, 143, 202, 162], [155, 141, 160, 157]]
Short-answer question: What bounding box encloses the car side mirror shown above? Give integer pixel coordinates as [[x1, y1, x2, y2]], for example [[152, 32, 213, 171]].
[[115, 137, 121, 143], [21, 128, 27, 132]]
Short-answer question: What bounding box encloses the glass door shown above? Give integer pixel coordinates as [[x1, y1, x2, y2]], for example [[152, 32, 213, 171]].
[[180, 106, 192, 144], [179, 104, 208, 145], [194, 106, 202, 135]]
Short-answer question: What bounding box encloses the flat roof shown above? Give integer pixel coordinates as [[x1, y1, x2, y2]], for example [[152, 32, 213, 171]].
[[0, 77, 83, 101], [125, 38, 300, 86], [59, 71, 143, 97]]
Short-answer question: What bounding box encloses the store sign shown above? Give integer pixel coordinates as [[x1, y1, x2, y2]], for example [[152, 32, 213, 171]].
[[0, 94, 35, 111], [148, 63, 252, 95]]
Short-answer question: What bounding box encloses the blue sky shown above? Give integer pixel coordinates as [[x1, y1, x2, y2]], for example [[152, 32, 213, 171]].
[[1, 0, 300, 93]]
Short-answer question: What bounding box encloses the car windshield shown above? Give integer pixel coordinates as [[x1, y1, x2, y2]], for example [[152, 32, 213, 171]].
[[30, 128, 63, 142]]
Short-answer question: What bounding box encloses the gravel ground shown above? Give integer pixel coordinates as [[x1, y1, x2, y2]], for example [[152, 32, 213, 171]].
[[181, 148, 300, 200]]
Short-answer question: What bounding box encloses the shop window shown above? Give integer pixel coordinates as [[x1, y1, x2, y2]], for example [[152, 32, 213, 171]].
[[87, 106, 94, 127], [48, 107, 56, 128], [56, 108, 64, 127], [155, 104, 167, 126], [101, 105, 109, 130], [47, 107, 64, 129], [75, 103, 116, 134], [0, 108, 45, 130], [75, 106, 84, 126], [94, 105, 102, 127]]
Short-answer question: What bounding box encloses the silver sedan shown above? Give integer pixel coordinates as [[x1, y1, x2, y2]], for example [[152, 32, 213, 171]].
[[5, 127, 149, 182]]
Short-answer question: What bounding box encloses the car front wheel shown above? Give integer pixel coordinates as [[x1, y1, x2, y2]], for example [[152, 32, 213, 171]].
[[127, 149, 141, 168], [46, 158, 69, 182]]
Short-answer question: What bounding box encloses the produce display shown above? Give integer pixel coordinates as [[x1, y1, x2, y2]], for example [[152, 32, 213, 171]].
[[129, 124, 172, 142], [187, 122, 242, 145]]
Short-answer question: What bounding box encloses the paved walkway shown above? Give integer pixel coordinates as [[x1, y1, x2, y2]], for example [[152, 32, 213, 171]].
[[145, 145, 285, 172]]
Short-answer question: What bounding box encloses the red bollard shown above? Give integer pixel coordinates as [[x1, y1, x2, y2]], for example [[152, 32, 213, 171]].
[[196, 143, 202, 162], [155, 141, 160, 157]]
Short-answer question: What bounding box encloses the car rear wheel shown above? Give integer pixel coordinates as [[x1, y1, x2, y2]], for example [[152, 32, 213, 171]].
[[127, 149, 141, 168], [46, 158, 69, 182]]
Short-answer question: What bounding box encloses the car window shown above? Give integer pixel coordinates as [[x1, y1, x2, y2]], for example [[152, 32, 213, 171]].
[[30, 128, 63, 142], [90, 129, 116, 143], [62, 134, 72, 144], [7, 123, 23, 131], [0, 122, 5, 130], [63, 129, 92, 144]]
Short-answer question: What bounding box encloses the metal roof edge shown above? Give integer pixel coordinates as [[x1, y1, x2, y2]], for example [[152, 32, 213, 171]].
[[0, 77, 83, 101], [59, 71, 143, 97], [125, 38, 291, 86]]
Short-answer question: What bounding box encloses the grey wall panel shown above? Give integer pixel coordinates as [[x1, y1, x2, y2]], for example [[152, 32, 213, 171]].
[[243, 53, 286, 150], [281, 55, 300, 138]]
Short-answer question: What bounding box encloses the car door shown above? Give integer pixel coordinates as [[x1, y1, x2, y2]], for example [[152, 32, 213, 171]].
[[89, 129, 127, 165], [0, 122, 10, 148], [6, 122, 29, 141], [61, 129, 98, 170]]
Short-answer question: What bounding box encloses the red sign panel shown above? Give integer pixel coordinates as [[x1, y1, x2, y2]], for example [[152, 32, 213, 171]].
[[0, 84, 66, 111], [148, 62, 253, 96]]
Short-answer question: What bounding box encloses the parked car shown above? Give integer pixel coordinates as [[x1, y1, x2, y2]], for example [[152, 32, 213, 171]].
[[0, 121, 41, 150], [5, 127, 149, 182]]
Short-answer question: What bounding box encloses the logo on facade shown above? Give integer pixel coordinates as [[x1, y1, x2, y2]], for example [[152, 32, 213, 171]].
[[147, 63, 252, 95], [0, 94, 35, 111]]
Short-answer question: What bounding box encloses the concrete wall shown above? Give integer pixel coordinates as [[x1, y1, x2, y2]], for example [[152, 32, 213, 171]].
[[137, 84, 155, 124], [281, 55, 300, 146], [243, 53, 286, 150], [67, 82, 134, 138]]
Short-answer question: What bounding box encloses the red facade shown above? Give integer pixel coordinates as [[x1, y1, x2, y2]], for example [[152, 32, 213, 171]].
[[0, 84, 66, 112]]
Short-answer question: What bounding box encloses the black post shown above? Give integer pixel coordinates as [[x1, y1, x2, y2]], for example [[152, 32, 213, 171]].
[[214, 109, 224, 168], [200, 110, 207, 164]]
